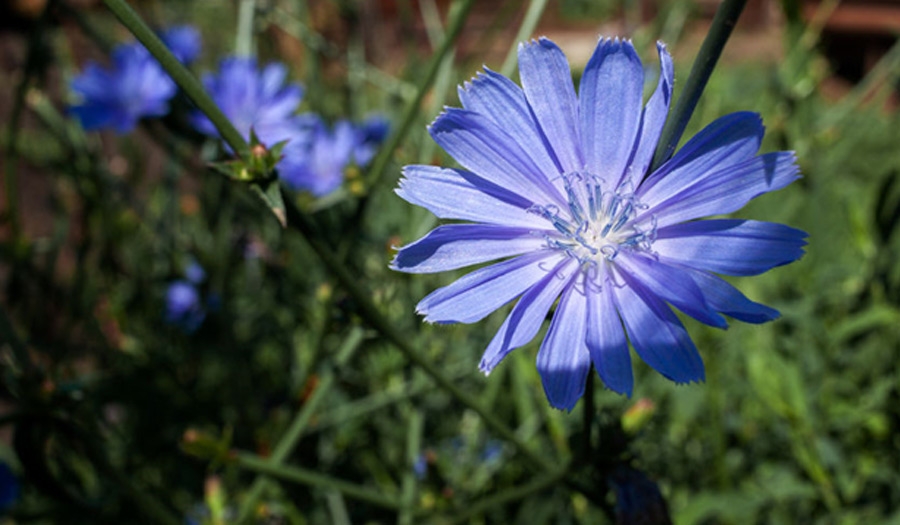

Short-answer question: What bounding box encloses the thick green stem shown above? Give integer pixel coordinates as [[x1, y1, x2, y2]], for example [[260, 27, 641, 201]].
[[649, 0, 748, 173], [102, 0, 250, 158], [364, 0, 476, 190]]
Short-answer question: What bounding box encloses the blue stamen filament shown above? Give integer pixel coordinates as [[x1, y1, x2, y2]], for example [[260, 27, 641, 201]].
[[529, 172, 656, 270]]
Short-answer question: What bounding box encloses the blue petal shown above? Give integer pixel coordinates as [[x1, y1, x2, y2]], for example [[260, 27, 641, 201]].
[[616, 253, 728, 328], [640, 151, 801, 228], [586, 269, 633, 396], [429, 108, 567, 207], [625, 42, 674, 189], [459, 68, 564, 183], [517, 38, 584, 173], [392, 224, 546, 274], [536, 282, 591, 411], [654, 219, 808, 276], [639, 111, 764, 200], [395, 165, 546, 228], [579, 38, 643, 183], [416, 251, 561, 323], [613, 272, 705, 384], [679, 266, 780, 323], [480, 258, 577, 373]]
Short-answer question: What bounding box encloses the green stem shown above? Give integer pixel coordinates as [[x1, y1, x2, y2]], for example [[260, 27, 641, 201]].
[[398, 409, 424, 525], [649, 0, 748, 173], [235, 328, 365, 523], [500, 0, 549, 77], [235, 452, 401, 510], [101, 0, 250, 158], [283, 196, 556, 475], [428, 464, 570, 523], [364, 0, 476, 190]]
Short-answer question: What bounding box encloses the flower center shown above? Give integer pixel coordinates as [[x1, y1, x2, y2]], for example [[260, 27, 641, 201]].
[[529, 172, 656, 268]]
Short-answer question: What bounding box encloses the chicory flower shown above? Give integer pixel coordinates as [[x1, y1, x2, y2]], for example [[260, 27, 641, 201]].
[[391, 37, 807, 410]]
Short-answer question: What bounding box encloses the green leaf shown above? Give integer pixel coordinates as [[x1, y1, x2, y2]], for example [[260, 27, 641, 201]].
[[252, 181, 287, 227]]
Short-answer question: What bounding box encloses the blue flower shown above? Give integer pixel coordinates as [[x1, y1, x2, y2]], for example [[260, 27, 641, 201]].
[[280, 115, 389, 196], [69, 43, 177, 133], [160, 25, 202, 64], [391, 37, 807, 410], [191, 57, 303, 151], [165, 280, 205, 333]]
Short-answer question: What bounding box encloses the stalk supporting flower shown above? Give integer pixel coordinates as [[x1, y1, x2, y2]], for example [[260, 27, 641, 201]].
[[391, 37, 807, 410]]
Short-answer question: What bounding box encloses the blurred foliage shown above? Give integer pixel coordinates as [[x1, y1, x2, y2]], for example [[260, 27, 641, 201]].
[[0, 0, 899, 524]]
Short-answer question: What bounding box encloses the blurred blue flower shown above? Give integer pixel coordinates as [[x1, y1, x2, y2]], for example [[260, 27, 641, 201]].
[[280, 115, 389, 196], [184, 260, 206, 285], [191, 57, 303, 151], [413, 454, 428, 480], [165, 280, 205, 333], [69, 43, 177, 133], [160, 25, 201, 64], [0, 462, 19, 513], [391, 37, 807, 410]]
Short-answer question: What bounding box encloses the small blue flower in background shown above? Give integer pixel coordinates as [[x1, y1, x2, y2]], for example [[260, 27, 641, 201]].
[[279, 115, 389, 196], [159, 25, 202, 64], [191, 57, 303, 151], [391, 37, 807, 410], [69, 42, 177, 133], [164, 261, 208, 333], [184, 260, 206, 285], [0, 462, 20, 514]]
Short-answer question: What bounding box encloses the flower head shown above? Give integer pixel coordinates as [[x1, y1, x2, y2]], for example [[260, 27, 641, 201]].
[[191, 57, 303, 149], [159, 25, 202, 64], [69, 43, 177, 133], [280, 115, 389, 196], [391, 37, 807, 410]]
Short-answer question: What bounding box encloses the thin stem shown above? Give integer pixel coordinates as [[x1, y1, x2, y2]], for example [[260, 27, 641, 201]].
[[363, 0, 476, 190], [235, 328, 365, 523], [649, 0, 748, 173], [398, 410, 424, 525], [101, 0, 250, 158], [500, 0, 549, 77], [427, 464, 570, 523], [283, 196, 557, 475], [235, 452, 401, 510]]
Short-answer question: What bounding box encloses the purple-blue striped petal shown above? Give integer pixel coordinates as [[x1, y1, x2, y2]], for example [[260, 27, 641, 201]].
[[679, 266, 780, 323], [654, 219, 808, 276], [517, 38, 584, 173], [640, 151, 801, 228], [625, 42, 674, 189], [392, 224, 546, 273], [586, 270, 633, 396], [395, 165, 546, 228], [617, 252, 728, 328], [613, 272, 705, 384], [579, 38, 644, 183], [639, 111, 764, 199], [416, 251, 561, 324], [429, 108, 567, 207], [480, 258, 577, 373], [536, 282, 591, 411], [459, 68, 564, 186]]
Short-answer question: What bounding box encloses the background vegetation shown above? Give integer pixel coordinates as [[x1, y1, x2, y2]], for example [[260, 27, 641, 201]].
[[1, 0, 899, 523]]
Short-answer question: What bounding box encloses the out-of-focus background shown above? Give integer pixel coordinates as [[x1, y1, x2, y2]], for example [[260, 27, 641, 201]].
[[0, 0, 899, 523]]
